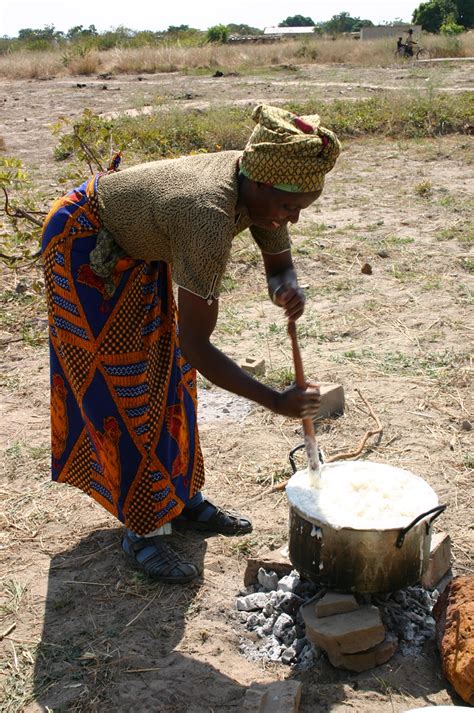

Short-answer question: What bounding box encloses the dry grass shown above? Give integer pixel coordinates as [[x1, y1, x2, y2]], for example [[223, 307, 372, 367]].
[[0, 51, 62, 79], [0, 33, 473, 79]]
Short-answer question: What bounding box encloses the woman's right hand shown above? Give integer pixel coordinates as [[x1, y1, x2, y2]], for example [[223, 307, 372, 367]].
[[273, 382, 320, 419]]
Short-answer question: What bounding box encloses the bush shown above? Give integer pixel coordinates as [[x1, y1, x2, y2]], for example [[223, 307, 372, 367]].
[[206, 25, 229, 44], [440, 19, 465, 33]]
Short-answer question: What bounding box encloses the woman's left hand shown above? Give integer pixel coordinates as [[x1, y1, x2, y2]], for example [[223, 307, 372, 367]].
[[272, 283, 306, 321]]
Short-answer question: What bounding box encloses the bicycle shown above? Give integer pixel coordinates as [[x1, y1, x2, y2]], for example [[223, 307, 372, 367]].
[[394, 44, 432, 60]]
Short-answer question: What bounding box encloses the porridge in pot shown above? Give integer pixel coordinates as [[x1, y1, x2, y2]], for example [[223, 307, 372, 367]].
[[286, 460, 439, 530]]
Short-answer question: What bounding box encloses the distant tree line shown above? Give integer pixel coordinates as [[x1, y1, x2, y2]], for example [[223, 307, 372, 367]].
[[278, 12, 374, 33], [277, 5, 472, 33]]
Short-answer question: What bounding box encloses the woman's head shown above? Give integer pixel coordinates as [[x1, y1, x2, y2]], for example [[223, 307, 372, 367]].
[[238, 104, 340, 229], [240, 104, 340, 194]]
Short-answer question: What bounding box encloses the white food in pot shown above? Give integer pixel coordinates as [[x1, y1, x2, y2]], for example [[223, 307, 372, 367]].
[[286, 460, 438, 530]]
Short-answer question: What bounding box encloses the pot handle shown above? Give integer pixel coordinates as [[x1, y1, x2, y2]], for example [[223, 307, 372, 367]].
[[396, 504, 447, 548], [289, 443, 324, 474], [289, 443, 306, 473]]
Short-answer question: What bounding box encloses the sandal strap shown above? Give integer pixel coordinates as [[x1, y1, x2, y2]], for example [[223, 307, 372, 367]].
[[178, 498, 252, 534], [124, 534, 197, 580]]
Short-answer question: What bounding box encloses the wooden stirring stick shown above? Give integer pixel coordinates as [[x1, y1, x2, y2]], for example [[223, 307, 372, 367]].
[[288, 320, 320, 474]]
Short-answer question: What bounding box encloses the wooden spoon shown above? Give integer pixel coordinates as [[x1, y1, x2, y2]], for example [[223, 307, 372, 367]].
[[288, 320, 320, 475]]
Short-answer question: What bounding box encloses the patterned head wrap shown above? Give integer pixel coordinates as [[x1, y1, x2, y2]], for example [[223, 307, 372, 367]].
[[240, 104, 340, 193]]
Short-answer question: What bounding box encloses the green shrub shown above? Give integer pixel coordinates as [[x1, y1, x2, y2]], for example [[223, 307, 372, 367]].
[[441, 20, 465, 33], [206, 25, 229, 44]]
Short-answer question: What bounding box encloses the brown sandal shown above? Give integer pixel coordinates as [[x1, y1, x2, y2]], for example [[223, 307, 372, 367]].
[[122, 532, 199, 583], [174, 499, 253, 536]]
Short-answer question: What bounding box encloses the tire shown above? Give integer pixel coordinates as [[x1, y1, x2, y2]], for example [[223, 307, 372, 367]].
[[416, 47, 431, 60]]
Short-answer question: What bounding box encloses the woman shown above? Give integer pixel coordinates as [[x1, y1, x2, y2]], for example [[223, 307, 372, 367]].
[[41, 104, 340, 583]]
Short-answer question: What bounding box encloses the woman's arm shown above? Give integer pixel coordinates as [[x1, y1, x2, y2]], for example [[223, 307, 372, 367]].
[[262, 250, 306, 321], [178, 287, 319, 419]]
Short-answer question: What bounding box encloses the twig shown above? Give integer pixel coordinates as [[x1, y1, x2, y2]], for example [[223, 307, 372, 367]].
[[73, 127, 105, 173], [325, 387, 383, 462], [11, 641, 19, 671], [51, 542, 116, 569], [0, 622, 16, 640], [0, 337, 25, 346], [125, 588, 162, 628], [2, 187, 45, 226], [61, 580, 110, 587], [266, 388, 384, 494]]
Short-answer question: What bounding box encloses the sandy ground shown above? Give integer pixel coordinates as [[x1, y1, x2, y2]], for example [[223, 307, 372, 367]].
[[0, 62, 473, 712]]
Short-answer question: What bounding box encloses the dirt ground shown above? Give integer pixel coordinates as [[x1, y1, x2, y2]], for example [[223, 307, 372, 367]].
[[0, 62, 473, 712]]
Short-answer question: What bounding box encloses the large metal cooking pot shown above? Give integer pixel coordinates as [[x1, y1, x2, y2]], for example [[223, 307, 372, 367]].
[[287, 444, 447, 594]]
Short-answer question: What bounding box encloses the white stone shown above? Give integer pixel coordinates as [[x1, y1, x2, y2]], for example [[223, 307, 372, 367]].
[[258, 568, 280, 592], [236, 592, 270, 611]]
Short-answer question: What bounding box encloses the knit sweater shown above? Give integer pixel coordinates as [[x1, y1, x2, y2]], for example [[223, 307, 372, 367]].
[[96, 150, 290, 301]]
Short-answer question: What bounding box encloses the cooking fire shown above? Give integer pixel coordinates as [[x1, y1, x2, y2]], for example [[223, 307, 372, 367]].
[[236, 567, 440, 672], [235, 445, 462, 680]]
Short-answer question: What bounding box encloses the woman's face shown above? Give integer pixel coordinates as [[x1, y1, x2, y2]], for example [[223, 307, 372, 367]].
[[243, 182, 322, 231]]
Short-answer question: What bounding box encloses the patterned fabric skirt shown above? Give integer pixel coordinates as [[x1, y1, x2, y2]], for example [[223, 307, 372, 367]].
[[41, 175, 205, 535]]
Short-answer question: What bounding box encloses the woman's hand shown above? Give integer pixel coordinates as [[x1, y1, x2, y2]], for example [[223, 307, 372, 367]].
[[272, 284, 306, 321], [262, 252, 306, 321], [273, 381, 320, 418]]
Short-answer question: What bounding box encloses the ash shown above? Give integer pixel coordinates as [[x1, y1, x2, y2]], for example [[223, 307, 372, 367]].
[[236, 569, 439, 667], [374, 586, 438, 656]]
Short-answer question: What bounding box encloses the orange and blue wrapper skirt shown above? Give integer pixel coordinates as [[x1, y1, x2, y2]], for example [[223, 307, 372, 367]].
[[41, 175, 205, 535]]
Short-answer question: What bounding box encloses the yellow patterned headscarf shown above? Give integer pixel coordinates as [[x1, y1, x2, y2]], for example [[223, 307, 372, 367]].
[[240, 104, 340, 193]]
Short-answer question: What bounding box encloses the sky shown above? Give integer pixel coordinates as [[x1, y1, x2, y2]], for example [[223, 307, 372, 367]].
[[1, 0, 420, 37]]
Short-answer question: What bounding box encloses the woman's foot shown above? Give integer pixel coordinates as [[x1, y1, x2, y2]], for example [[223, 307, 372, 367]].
[[174, 495, 253, 535], [122, 530, 199, 583]]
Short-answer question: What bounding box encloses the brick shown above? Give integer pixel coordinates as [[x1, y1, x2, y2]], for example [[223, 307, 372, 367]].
[[326, 634, 397, 672], [315, 383, 344, 420], [421, 532, 452, 589], [243, 686, 268, 711], [240, 357, 266, 376], [433, 574, 474, 705], [302, 602, 385, 654], [244, 682, 302, 713], [315, 592, 359, 618], [244, 549, 293, 587], [262, 681, 302, 713], [295, 384, 344, 431]]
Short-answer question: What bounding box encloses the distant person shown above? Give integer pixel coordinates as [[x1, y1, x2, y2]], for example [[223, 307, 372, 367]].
[[404, 28, 417, 57], [396, 36, 404, 53], [41, 105, 340, 584]]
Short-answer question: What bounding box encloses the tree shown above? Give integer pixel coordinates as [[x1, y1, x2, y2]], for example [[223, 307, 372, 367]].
[[322, 12, 373, 34], [412, 0, 472, 31], [167, 25, 190, 33], [227, 23, 263, 35], [18, 25, 63, 42], [67, 25, 98, 40], [455, 0, 474, 27], [352, 18, 374, 30], [412, 0, 457, 31], [279, 15, 315, 27], [206, 24, 229, 43]]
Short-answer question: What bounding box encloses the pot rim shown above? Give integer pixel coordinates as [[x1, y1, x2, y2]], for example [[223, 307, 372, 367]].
[[289, 501, 439, 534], [286, 459, 439, 531]]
